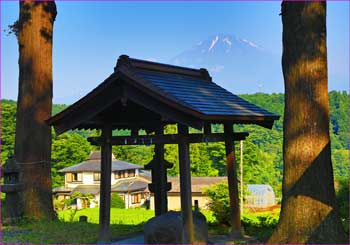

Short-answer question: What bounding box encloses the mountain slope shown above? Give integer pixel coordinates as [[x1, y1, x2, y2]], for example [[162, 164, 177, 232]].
[[169, 34, 283, 94]]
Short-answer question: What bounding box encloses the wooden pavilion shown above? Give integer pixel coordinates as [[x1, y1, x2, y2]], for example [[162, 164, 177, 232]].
[[47, 55, 279, 243]]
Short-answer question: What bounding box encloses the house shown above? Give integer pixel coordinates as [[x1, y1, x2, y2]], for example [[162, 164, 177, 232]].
[[53, 151, 150, 209], [54, 151, 275, 211], [159, 176, 227, 210], [53, 151, 229, 210], [245, 184, 275, 208]]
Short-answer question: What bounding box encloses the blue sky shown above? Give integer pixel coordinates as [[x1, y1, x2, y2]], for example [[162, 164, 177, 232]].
[[1, 1, 349, 104]]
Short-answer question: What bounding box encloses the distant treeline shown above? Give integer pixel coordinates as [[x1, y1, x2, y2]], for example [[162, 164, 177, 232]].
[[1, 91, 348, 198]]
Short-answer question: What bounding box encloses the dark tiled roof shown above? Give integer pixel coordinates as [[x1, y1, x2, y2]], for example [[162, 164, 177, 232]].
[[88, 151, 116, 160], [138, 170, 152, 180], [71, 185, 100, 195], [58, 159, 142, 173], [47, 55, 279, 134], [168, 176, 227, 193], [134, 68, 277, 118], [111, 178, 148, 192]]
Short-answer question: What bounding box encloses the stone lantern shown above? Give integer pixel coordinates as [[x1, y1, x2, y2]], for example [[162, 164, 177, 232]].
[[1, 153, 24, 222]]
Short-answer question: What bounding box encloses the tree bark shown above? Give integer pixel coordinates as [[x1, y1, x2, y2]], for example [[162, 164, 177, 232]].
[[268, 2, 347, 243], [14, 1, 57, 220]]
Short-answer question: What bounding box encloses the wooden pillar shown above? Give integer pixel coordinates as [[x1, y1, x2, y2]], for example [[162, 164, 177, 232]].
[[224, 123, 242, 238], [98, 124, 112, 243], [153, 126, 169, 215], [178, 124, 194, 244]]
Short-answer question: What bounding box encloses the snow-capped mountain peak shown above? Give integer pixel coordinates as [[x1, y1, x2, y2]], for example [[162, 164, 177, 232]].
[[239, 38, 260, 49], [208, 35, 219, 52], [222, 37, 232, 46], [168, 33, 281, 93]]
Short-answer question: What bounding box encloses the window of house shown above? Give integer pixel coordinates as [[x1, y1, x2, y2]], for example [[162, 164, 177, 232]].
[[93, 173, 100, 181], [115, 170, 128, 179], [66, 173, 73, 182], [114, 171, 120, 179], [131, 193, 142, 204], [71, 172, 82, 182], [128, 169, 135, 177]]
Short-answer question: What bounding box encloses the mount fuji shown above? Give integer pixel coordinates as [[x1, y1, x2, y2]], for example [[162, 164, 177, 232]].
[[169, 34, 283, 94]]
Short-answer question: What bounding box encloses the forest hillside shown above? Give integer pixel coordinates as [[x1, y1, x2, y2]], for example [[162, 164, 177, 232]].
[[1, 91, 348, 198]]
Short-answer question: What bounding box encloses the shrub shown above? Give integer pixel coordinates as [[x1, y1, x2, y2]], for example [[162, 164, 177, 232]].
[[205, 182, 279, 241], [53, 199, 65, 211], [242, 212, 279, 241], [336, 178, 349, 234], [204, 182, 231, 225], [111, 193, 125, 209]]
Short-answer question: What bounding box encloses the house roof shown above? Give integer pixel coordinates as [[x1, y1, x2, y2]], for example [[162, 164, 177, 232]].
[[111, 178, 149, 192], [47, 55, 279, 134], [58, 151, 142, 173], [71, 185, 101, 195], [168, 176, 227, 193], [88, 151, 116, 160]]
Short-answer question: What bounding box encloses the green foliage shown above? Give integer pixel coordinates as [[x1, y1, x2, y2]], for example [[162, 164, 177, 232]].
[[1, 91, 348, 193], [112, 145, 154, 166], [1, 100, 16, 164], [241, 211, 279, 241], [51, 133, 92, 187], [204, 181, 231, 225], [111, 193, 125, 209], [336, 179, 349, 234], [332, 150, 349, 179], [204, 180, 279, 241], [329, 91, 349, 149]]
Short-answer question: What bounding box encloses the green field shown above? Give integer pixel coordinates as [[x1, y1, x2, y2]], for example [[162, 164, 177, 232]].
[[58, 207, 155, 224], [2, 207, 282, 244], [3, 208, 154, 244]]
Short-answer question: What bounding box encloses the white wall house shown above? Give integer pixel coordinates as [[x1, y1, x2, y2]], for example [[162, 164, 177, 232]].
[[53, 151, 150, 209]]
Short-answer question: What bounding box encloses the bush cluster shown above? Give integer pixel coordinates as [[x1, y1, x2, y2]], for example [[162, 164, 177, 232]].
[[110, 193, 125, 209], [242, 212, 278, 241], [205, 182, 278, 241], [336, 178, 349, 235]]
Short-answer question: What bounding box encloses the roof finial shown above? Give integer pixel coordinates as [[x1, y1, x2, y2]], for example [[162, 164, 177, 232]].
[[199, 68, 212, 82], [115, 55, 132, 71]]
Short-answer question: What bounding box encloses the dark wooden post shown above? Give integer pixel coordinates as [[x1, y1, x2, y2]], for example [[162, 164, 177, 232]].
[[155, 126, 169, 215], [146, 125, 170, 216], [224, 123, 242, 238], [98, 124, 112, 243], [178, 124, 194, 244]]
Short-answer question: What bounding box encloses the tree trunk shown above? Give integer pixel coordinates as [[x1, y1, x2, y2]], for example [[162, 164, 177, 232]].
[[14, 1, 57, 220], [268, 2, 347, 243]]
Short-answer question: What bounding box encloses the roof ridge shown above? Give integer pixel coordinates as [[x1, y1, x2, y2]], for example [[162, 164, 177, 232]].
[[116, 55, 212, 82]]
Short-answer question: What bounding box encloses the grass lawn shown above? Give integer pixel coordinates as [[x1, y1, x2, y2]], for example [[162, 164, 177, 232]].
[[58, 207, 154, 224], [2, 208, 154, 244]]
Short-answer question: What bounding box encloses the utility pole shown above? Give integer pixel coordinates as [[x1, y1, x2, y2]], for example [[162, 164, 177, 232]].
[[240, 140, 243, 215]]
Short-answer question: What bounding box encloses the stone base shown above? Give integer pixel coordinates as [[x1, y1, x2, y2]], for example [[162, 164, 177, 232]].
[[144, 210, 208, 244], [229, 228, 245, 239]]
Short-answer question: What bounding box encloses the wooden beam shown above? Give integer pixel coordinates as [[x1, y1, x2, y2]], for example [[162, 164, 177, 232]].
[[224, 123, 242, 238], [178, 124, 194, 244], [98, 124, 112, 243], [88, 132, 248, 146], [51, 80, 122, 135]]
